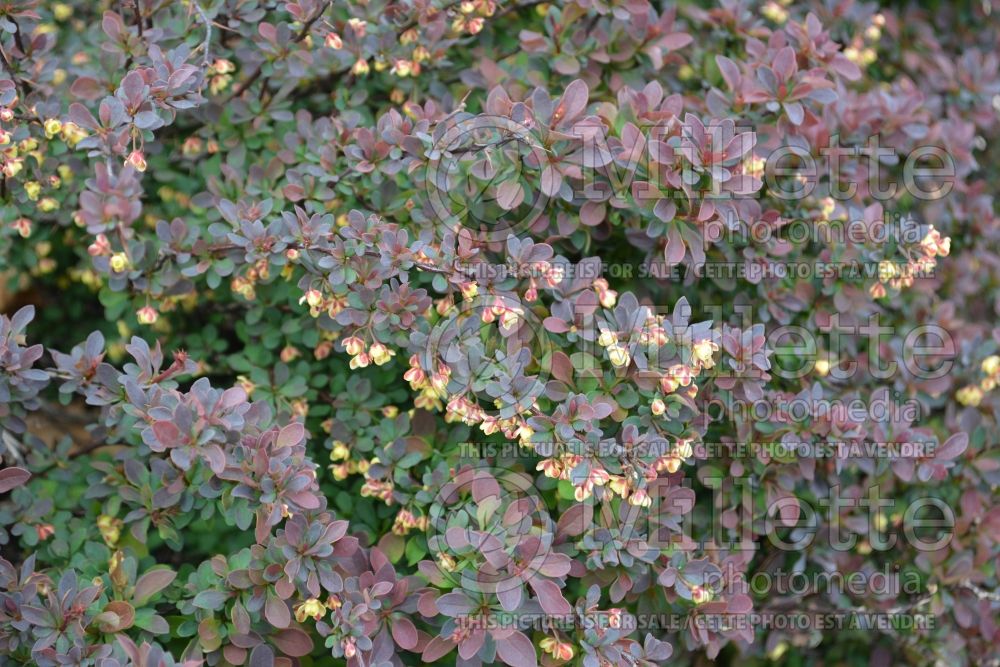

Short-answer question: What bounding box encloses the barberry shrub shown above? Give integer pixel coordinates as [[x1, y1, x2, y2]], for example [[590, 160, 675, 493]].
[[0, 0, 998, 665]]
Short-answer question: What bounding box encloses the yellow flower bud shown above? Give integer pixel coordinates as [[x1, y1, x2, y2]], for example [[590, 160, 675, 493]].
[[44, 118, 63, 139], [330, 441, 350, 461], [294, 598, 327, 623], [461, 282, 478, 299], [437, 553, 457, 572], [126, 149, 147, 172], [137, 306, 158, 325], [38, 197, 59, 212], [597, 329, 618, 347], [301, 289, 323, 307], [691, 585, 713, 604], [24, 181, 41, 200], [342, 337, 365, 356], [692, 339, 718, 368], [956, 385, 984, 407], [608, 344, 630, 368], [98, 515, 123, 547], [61, 122, 88, 147], [540, 637, 575, 661], [628, 488, 652, 507], [761, 1, 788, 23], [110, 252, 130, 273], [981, 355, 1000, 376], [53, 3, 73, 20], [4, 160, 22, 177], [352, 58, 370, 76], [325, 32, 343, 49], [369, 342, 395, 366], [213, 59, 235, 74], [347, 18, 367, 36], [392, 60, 414, 77]]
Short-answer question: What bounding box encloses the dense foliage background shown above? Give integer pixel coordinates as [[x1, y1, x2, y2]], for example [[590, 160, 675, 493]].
[[0, 0, 998, 665]]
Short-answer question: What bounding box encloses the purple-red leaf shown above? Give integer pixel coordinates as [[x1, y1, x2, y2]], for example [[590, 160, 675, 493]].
[[0, 467, 30, 493]]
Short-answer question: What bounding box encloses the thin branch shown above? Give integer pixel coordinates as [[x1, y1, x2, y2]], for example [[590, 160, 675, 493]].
[[961, 580, 1000, 602], [0, 46, 25, 98], [226, 65, 264, 103], [192, 0, 213, 66], [225, 0, 331, 103], [134, 0, 144, 37], [263, 1, 466, 107], [393, 0, 461, 38], [10, 18, 26, 56], [0, 32, 34, 98]]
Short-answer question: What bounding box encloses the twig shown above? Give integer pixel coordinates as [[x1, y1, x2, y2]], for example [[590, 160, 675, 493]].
[[0, 33, 34, 98], [226, 65, 263, 103], [192, 0, 213, 65], [961, 580, 1000, 602], [0, 47, 25, 98], [10, 18, 26, 56], [281, 2, 472, 105], [148, 236, 455, 278], [134, 0, 144, 37], [394, 0, 461, 37], [225, 0, 331, 103]]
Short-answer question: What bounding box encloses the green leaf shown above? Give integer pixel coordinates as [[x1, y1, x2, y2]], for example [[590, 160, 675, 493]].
[[192, 589, 228, 611], [405, 535, 427, 565]]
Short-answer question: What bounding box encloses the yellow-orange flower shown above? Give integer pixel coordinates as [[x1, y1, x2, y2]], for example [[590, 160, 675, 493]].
[[294, 598, 327, 623]]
